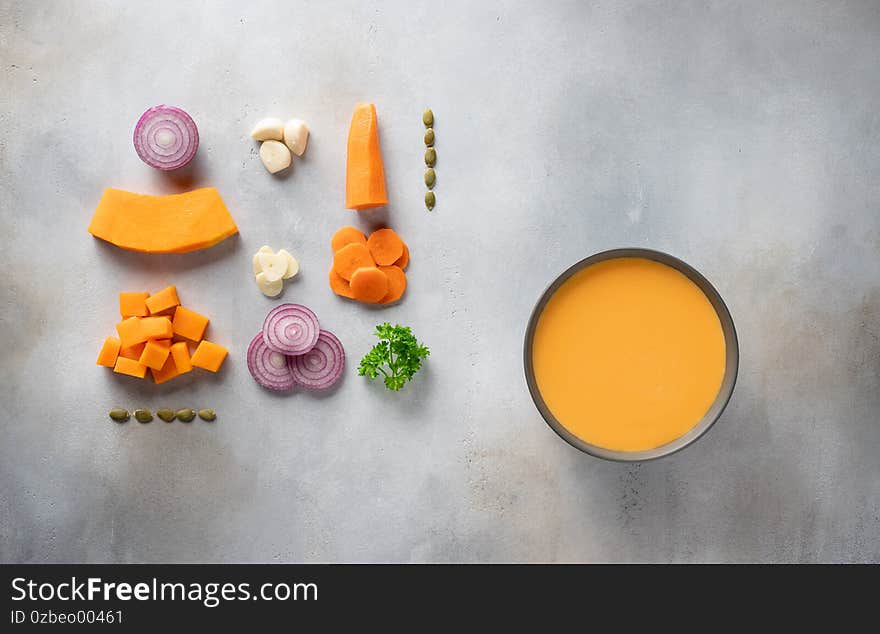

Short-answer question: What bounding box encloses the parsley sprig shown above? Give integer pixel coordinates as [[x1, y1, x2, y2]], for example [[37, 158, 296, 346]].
[[357, 323, 430, 391]]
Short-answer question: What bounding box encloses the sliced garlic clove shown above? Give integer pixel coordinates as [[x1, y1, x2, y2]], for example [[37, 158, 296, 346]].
[[257, 252, 288, 282], [277, 249, 299, 279], [282, 119, 309, 156], [259, 141, 292, 173], [250, 118, 285, 141], [253, 246, 274, 275], [256, 271, 283, 297]]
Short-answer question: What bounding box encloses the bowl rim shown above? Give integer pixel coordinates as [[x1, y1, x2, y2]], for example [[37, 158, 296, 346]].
[[523, 248, 739, 461]]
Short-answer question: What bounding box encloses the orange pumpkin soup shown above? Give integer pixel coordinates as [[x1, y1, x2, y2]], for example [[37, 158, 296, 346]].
[[531, 257, 726, 452]]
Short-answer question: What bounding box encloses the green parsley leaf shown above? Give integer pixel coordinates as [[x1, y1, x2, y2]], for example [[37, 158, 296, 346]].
[[357, 323, 430, 391]]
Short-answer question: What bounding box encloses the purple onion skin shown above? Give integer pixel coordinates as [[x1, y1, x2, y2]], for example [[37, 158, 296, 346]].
[[133, 105, 199, 171]]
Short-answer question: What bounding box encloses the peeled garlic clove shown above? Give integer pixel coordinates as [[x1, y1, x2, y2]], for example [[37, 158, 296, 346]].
[[250, 118, 284, 141], [258, 245, 273, 253], [257, 252, 288, 282], [259, 140, 292, 173], [277, 249, 299, 279], [282, 119, 309, 156], [256, 271, 283, 297]]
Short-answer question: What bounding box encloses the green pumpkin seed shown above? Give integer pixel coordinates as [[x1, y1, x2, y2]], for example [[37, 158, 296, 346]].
[[156, 408, 176, 422], [424, 128, 434, 146], [133, 409, 153, 423], [424, 147, 436, 167], [109, 408, 130, 423], [422, 108, 434, 127], [424, 168, 436, 188], [425, 191, 436, 210], [176, 408, 196, 423], [198, 408, 216, 422]]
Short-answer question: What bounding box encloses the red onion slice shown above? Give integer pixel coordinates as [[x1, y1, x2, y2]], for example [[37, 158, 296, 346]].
[[288, 330, 345, 390], [262, 303, 320, 355], [133, 105, 199, 171], [247, 333, 296, 391]]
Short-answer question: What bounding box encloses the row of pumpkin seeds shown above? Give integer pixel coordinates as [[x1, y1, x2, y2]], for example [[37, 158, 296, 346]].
[[424, 109, 436, 210], [108, 408, 215, 423]]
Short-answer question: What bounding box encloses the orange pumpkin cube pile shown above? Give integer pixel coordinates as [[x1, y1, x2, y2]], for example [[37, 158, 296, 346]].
[[96, 285, 227, 383]]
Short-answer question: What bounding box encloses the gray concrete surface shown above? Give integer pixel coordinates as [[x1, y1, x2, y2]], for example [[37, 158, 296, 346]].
[[1, 0, 878, 563]]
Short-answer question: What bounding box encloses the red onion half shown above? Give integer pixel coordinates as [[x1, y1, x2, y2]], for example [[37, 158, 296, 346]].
[[247, 333, 296, 391], [133, 105, 199, 170], [288, 330, 345, 390], [262, 303, 320, 355]]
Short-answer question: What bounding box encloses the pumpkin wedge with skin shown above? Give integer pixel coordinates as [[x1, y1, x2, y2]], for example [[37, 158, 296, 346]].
[[345, 103, 388, 210], [88, 187, 238, 254]]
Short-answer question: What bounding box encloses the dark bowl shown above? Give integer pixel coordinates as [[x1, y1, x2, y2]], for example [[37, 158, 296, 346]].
[[523, 248, 739, 461]]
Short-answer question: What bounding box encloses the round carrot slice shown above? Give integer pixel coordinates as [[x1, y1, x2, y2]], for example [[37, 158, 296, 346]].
[[329, 266, 355, 298], [379, 266, 407, 304], [350, 267, 389, 303], [333, 243, 374, 281], [331, 226, 367, 252], [366, 228, 404, 266], [393, 243, 409, 270]]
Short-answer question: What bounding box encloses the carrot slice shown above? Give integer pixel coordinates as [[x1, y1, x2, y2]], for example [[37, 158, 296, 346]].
[[329, 266, 356, 298], [393, 243, 409, 270], [331, 226, 367, 252], [350, 267, 389, 303], [345, 103, 388, 210], [379, 266, 407, 304], [366, 228, 404, 266], [333, 242, 375, 281]]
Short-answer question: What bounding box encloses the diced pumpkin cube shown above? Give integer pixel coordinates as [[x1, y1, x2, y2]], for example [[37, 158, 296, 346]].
[[116, 316, 147, 348], [119, 292, 150, 317], [119, 342, 146, 360], [96, 336, 121, 367], [140, 316, 173, 340], [145, 285, 180, 315], [172, 306, 209, 341], [138, 339, 171, 370], [151, 353, 180, 384], [170, 341, 193, 374], [191, 340, 228, 372], [113, 356, 147, 378]]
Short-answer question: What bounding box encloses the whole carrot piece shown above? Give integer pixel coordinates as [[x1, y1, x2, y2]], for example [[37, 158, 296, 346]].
[[345, 103, 388, 210]]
